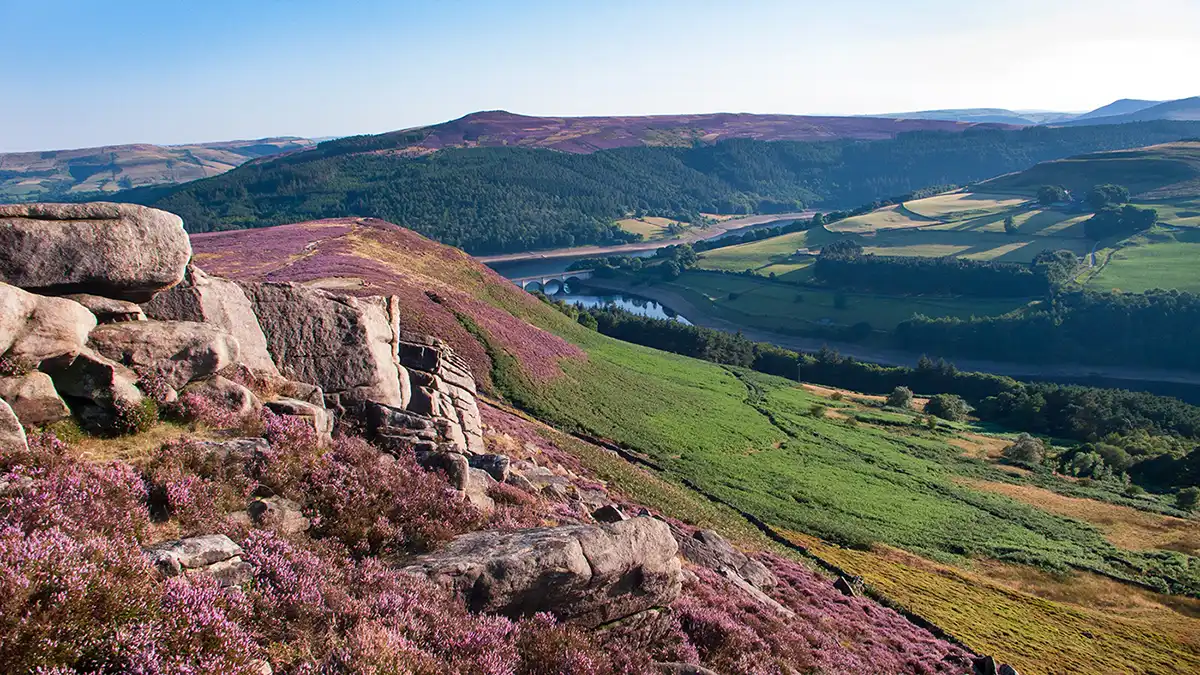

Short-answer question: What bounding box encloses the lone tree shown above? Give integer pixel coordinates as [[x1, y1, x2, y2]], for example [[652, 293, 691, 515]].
[[1036, 185, 1069, 205], [1003, 215, 1018, 235], [926, 393, 971, 421], [1177, 486, 1200, 512], [1002, 433, 1045, 467], [886, 386, 915, 409]]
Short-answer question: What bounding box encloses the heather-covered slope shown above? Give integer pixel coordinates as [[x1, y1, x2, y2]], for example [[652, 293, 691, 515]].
[[368, 110, 1010, 154], [193, 218, 1200, 674]]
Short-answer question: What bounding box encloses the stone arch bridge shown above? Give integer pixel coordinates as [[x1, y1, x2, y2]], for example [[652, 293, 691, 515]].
[[510, 269, 592, 294]]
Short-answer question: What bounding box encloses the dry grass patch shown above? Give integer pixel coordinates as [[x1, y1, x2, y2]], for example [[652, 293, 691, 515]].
[[970, 559, 1200, 625], [801, 383, 929, 409], [949, 433, 1011, 460], [960, 478, 1200, 554], [784, 530, 1200, 675], [69, 422, 209, 465]]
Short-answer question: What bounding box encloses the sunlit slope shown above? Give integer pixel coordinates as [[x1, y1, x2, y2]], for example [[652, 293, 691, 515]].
[[195, 218, 1200, 672]]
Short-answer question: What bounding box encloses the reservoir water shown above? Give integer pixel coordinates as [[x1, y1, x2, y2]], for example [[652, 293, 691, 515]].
[[486, 256, 690, 324], [559, 291, 691, 324]]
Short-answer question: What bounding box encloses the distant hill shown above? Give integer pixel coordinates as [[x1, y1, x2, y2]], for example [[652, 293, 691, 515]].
[[0, 137, 316, 203], [869, 98, 1198, 127], [1071, 98, 1162, 121], [117, 119, 1200, 255], [364, 110, 1012, 154], [1062, 97, 1200, 126], [864, 108, 1076, 125], [979, 140, 1200, 199]]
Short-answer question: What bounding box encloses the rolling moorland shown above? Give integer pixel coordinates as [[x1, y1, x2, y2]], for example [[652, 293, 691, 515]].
[[180, 217, 1200, 674], [0, 137, 317, 203], [586, 141, 1200, 376], [111, 119, 1200, 255]]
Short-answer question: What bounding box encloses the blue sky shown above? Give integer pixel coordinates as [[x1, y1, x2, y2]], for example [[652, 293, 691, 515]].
[[1, 0, 1197, 152]]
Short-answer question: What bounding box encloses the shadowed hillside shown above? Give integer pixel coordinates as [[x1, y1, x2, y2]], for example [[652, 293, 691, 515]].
[[122, 120, 1200, 254]]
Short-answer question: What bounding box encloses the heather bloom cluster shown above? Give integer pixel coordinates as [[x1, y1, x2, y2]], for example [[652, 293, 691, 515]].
[[0, 390, 974, 673], [176, 390, 251, 431], [143, 438, 256, 534], [670, 560, 973, 675], [260, 433, 482, 555]]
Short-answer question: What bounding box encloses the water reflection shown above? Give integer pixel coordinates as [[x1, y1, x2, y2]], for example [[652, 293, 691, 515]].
[[556, 289, 690, 324]]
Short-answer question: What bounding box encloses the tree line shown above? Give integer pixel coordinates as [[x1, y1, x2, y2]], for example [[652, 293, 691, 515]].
[[114, 120, 1200, 255], [894, 289, 1200, 371]]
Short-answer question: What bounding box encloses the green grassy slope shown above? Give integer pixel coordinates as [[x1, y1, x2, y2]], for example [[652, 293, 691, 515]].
[[980, 141, 1200, 198], [194, 220, 1200, 672]]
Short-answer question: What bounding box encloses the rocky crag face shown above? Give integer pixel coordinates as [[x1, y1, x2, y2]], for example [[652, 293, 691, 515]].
[[0, 203, 986, 674]]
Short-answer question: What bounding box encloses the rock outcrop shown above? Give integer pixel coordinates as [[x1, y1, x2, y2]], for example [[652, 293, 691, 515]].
[[0, 372, 70, 426], [0, 398, 26, 452], [87, 320, 240, 390], [63, 293, 146, 324], [247, 496, 310, 534], [145, 534, 253, 587], [264, 397, 333, 441], [43, 348, 144, 430], [0, 202, 191, 302], [403, 517, 681, 628], [1, 282, 95, 369], [676, 528, 777, 590], [399, 334, 484, 455], [241, 283, 407, 410], [238, 282, 483, 456], [142, 265, 279, 376], [181, 375, 261, 417]]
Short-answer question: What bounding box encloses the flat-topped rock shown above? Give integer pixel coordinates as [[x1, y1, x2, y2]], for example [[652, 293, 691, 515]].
[[145, 534, 252, 587], [403, 517, 681, 628], [88, 320, 240, 389], [0, 202, 190, 302]]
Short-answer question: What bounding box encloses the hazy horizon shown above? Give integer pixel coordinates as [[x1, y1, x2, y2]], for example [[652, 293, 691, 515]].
[[1, 0, 1197, 152]]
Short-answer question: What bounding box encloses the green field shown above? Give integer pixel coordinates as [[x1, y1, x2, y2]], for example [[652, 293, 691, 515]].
[[827, 204, 933, 232], [488, 304, 1200, 597], [697, 190, 1092, 278], [980, 142, 1200, 198], [903, 192, 1029, 219], [616, 216, 689, 239], [1087, 229, 1200, 293], [1135, 198, 1200, 227], [663, 271, 1031, 332]]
